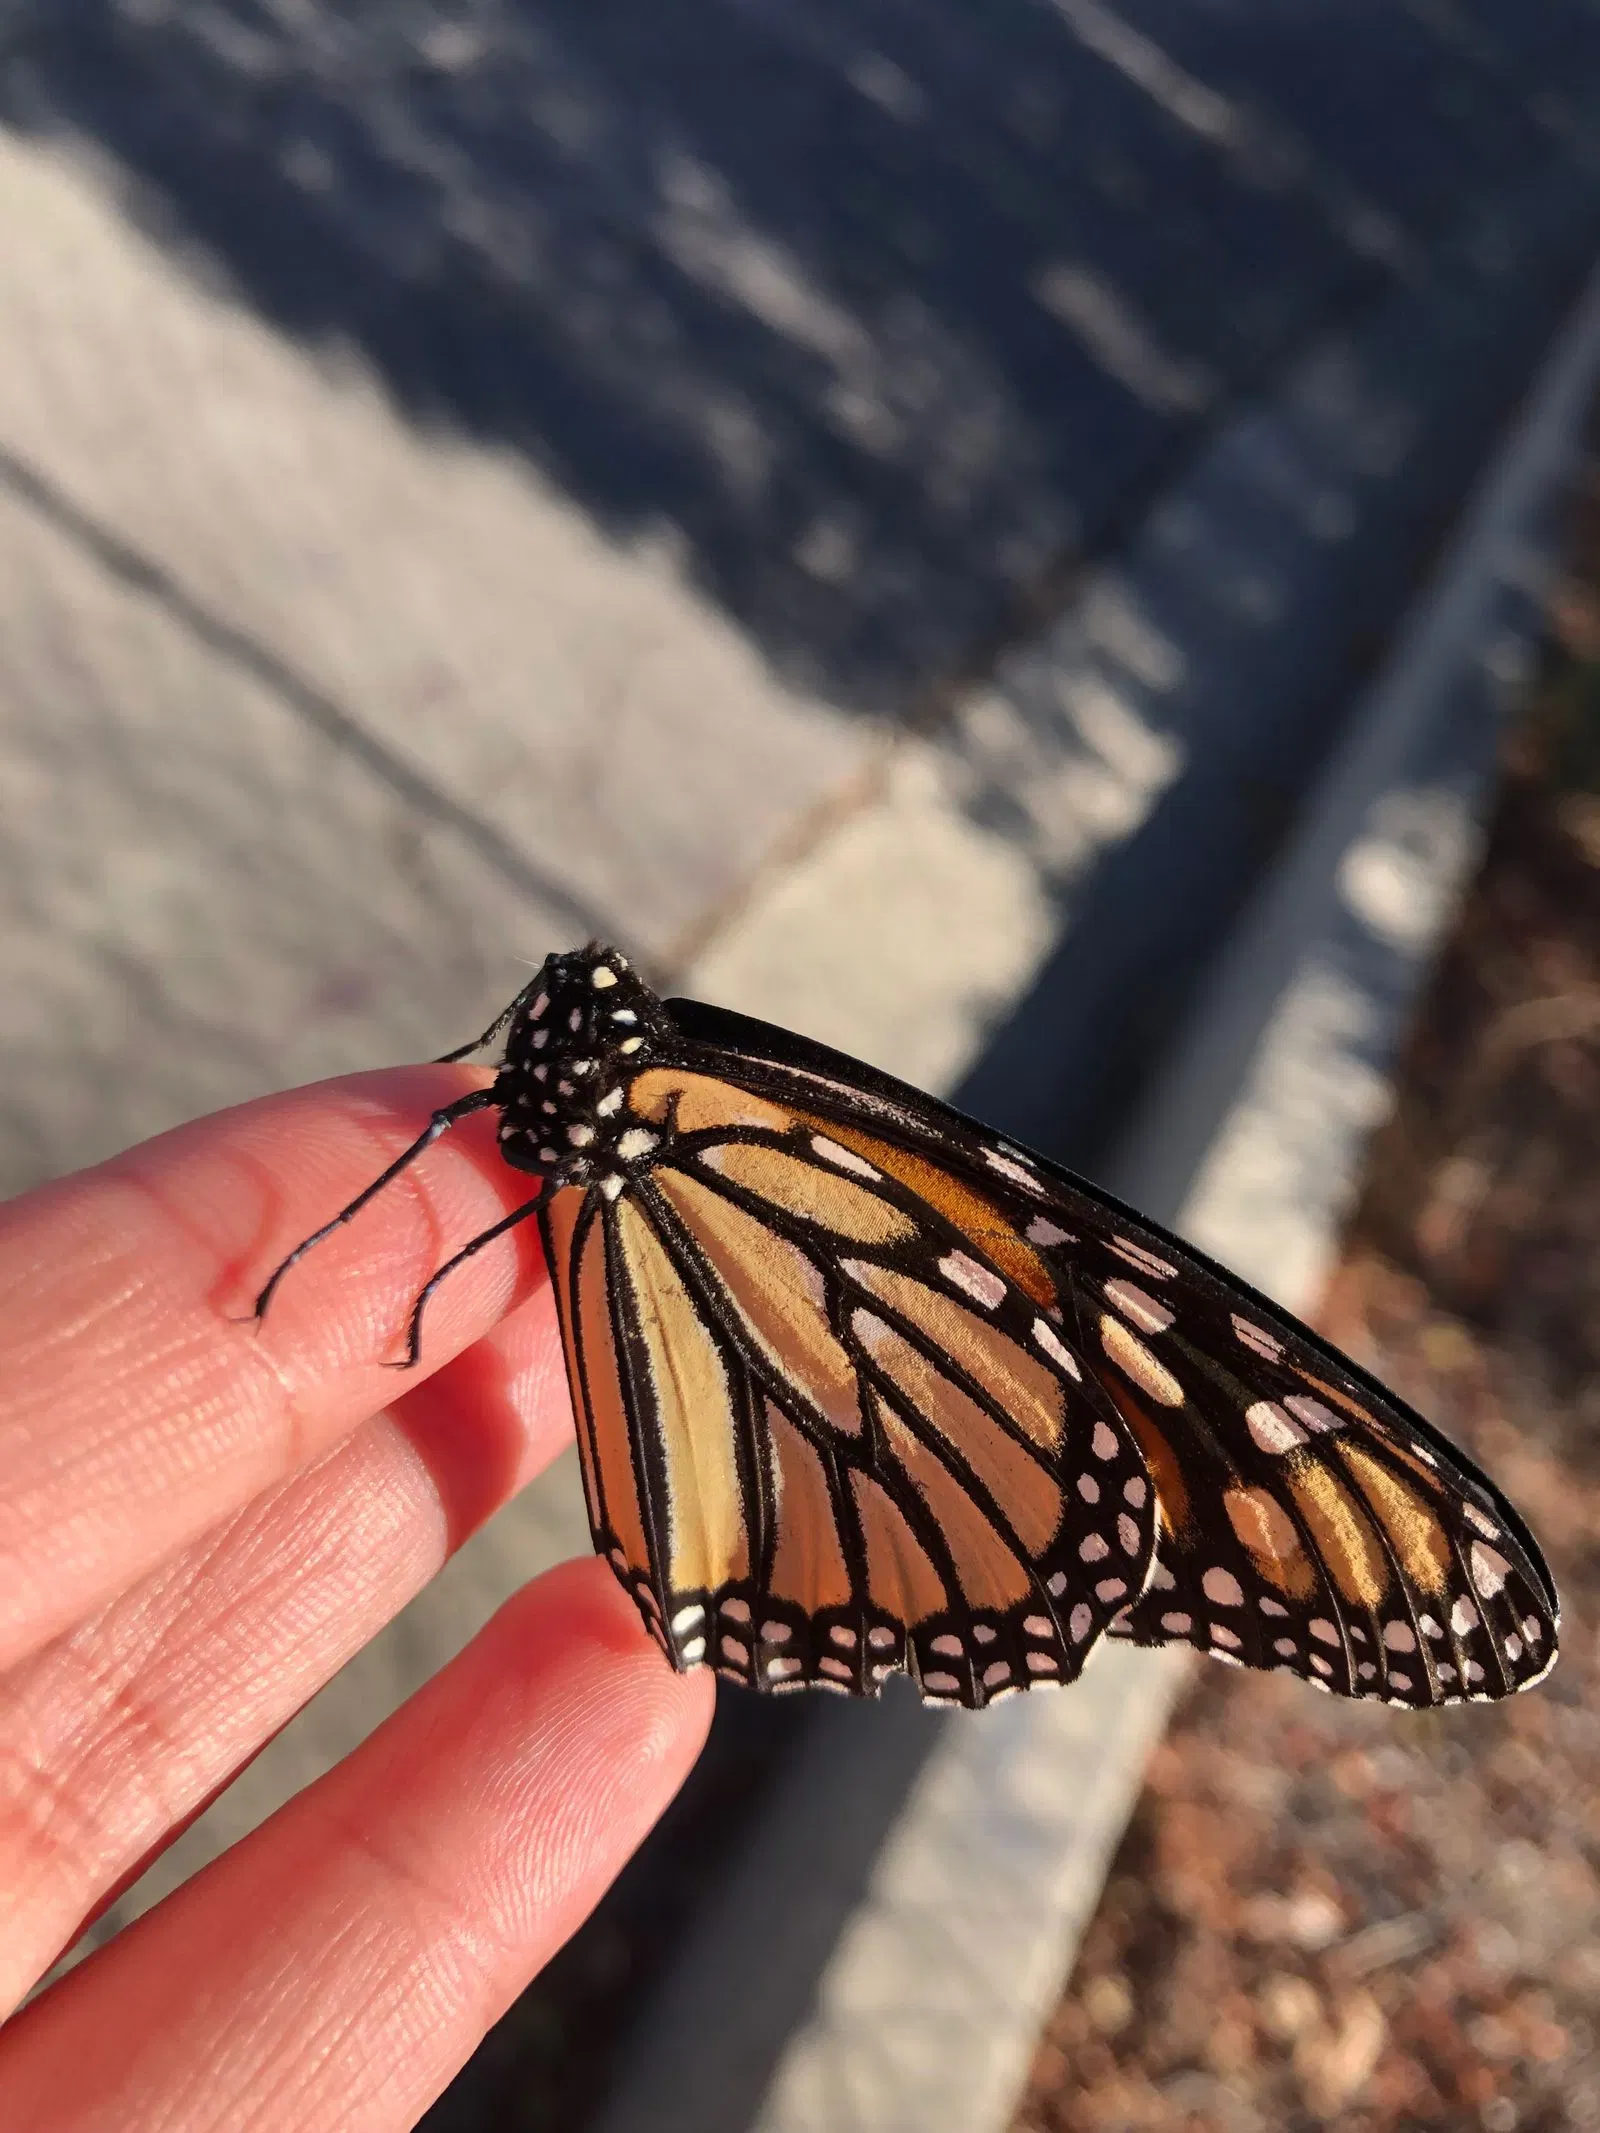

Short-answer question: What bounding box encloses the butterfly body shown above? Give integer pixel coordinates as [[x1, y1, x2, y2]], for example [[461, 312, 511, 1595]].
[[258, 943, 1560, 1713], [487, 947, 674, 1189]]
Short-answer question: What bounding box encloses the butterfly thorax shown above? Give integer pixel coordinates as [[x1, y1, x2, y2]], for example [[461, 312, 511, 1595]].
[[494, 943, 673, 1189]]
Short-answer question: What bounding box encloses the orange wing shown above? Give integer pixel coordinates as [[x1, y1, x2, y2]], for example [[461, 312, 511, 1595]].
[[539, 1068, 1157, 1707]]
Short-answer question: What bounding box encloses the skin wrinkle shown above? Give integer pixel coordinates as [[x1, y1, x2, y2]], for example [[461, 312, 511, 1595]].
[[5, 1515, 308, 1949], [182, 1904, 395, 2133]]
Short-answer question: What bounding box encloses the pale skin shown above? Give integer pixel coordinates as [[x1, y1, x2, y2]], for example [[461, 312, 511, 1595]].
[[0, 1065, 715, 2131]]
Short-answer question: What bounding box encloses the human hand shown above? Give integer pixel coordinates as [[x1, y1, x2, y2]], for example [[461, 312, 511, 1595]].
[[0, 1067, 714, 2130]]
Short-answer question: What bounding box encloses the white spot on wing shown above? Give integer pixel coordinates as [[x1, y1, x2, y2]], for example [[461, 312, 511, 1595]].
[[1110, 1237, 1177, 1280], [1470, 1541, 1511, 1598], [1104, 1279, 1174, 1334], [983, 1148, 1042, 1192], [618, 1128, 659, 1161], [592, 966, 618, 989], [1092, 1419, 1119, 1461], [1027, 1216, 1075, 1246], [811, 1136, 881, 1179], [1231, 1314, 1283, 1361], [1202, 1567, 1243, 1607], [939, 1251, 1007, 1309], [1034, 1317, 1083, 1379], [1246, 1401, 1307, 1455], [1284, 1395, 1340, 1433]]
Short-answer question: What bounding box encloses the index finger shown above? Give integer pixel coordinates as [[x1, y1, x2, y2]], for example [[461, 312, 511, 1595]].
[[0, 1067, 549, 1672]]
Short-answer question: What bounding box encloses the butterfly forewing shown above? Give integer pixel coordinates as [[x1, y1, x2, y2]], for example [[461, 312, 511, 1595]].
[[1070, 1274, 1559, 1707], [653, 997, 1559, 1709], [540, 1065, 1157, 1707]]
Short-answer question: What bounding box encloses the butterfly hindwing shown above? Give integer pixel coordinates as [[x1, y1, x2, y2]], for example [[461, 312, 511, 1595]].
[[540, 1068, 1158, 1707]]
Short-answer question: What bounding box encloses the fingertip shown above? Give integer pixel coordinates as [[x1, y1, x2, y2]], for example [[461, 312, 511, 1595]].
[[494, 1554, 719, 1759]]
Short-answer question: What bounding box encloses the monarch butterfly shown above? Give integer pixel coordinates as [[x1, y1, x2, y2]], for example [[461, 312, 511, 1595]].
[[257, 943, 1558, 1711]]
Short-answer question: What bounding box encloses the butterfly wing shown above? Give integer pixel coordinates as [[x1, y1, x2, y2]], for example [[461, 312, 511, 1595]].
[[658, 997, 1559, 1709], [539, 1062, 1158, 1707]]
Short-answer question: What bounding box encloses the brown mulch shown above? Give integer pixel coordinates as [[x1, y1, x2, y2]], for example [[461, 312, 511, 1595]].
[[1013, 438, 1600, 2132]]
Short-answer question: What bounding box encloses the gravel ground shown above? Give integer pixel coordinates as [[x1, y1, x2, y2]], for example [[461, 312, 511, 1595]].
[[1014, 433, 1600, 2133]]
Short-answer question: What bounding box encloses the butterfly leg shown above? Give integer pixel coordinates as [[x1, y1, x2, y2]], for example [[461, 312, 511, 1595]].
[[389, 1193, 545, 1369], [253, 1087, 500, 1320], [434, 978, 543, 1064]]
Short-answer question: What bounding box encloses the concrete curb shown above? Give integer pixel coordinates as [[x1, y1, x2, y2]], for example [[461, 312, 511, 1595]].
[[593, 253, 1600, 2133]]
